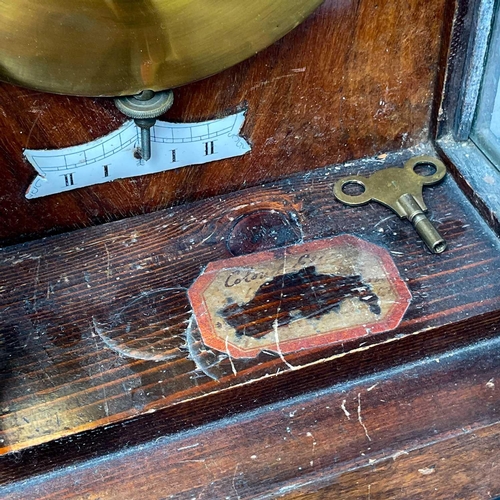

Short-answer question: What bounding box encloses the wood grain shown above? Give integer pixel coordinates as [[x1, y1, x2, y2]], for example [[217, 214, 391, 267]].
[[1, 2, 497, 496], [1, 144, 499, 485], [2, 335, 500, 499], [0, 0, 450, 244]]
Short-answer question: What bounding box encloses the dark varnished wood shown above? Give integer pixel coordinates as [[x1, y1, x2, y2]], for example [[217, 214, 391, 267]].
[[435, 0, 477, 140], [2, 336, 500, 499], [1, 3, 499, 496], [0, 145, 499, 486], [0, 0, 450, 245]]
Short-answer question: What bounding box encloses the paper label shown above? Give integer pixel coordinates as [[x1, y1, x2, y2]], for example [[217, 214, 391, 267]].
[[189, 235, 411, 359], [25, 110, 250, 198]]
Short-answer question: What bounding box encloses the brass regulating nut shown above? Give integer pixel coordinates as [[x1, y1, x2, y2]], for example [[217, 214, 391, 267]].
[[115, 90, 174, 120], [114, 90, 174, 161]]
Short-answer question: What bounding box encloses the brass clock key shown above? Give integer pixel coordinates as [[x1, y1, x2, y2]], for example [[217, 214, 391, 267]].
[[333, 155, 447, 254]]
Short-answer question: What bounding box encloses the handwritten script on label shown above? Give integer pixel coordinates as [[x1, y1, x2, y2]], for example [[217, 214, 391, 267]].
[[25, 110, 251, 199]]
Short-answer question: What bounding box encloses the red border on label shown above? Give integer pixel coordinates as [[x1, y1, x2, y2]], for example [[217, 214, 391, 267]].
[[188, 235, 411, 358]]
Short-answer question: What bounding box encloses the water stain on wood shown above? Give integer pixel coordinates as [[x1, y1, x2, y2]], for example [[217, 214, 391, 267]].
[[220, 266, 381, 339], [227, 210, 303, 256]]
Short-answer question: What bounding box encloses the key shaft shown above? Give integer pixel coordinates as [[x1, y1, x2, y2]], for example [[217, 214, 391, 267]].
[[398, 193, 446, 254], [115, 90, 174, 162]]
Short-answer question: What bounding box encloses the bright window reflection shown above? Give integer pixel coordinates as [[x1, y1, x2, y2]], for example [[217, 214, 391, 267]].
[[472, 7, 500, 169]]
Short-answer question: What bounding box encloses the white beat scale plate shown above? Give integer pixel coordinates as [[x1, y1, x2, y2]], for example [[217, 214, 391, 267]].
[[25, 110, 251, 199]]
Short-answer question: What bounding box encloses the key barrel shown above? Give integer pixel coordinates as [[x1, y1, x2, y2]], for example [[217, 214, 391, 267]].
[[398, 193, 447, 254]]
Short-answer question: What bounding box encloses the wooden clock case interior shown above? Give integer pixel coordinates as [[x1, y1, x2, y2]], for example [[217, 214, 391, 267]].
[[1, 0, 500, 498]]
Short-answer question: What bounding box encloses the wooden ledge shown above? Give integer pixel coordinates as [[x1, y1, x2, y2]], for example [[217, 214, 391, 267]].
[[2, 332, 500, 498], [1, 144, 499, 484]]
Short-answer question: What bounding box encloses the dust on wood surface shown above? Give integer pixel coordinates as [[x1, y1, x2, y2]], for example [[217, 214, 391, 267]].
[[1, 145, 499, 479]]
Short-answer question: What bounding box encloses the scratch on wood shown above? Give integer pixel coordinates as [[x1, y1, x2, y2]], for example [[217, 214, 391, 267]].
[[200, 229, 217, 245], [185, 316, 220, 381], [306, 431, 317, 467], [225, 335, 238, 376], [418, 466, 436, 475], [104, 242, 111, 280], [373, 214, 397, 228], [392, 450, 410, 460], [23, 256, 42, 348], [232, 464, 242, 500], [91, 316, 179, 362], [248, 73, 301, 92], [341, 399, 351, 420], [176, 443, 200, 452], [357, 393, 372, 442], [91, 333, 110, 418], [32, 256, 41, 312], [273, 252, 295, 370], [24, 112, 42, 149]]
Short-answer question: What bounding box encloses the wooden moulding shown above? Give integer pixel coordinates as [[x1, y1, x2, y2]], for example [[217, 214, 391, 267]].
[[1, 144, 500, 484], [2, 336, 500, 499], [436, 0, 500, 236]]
